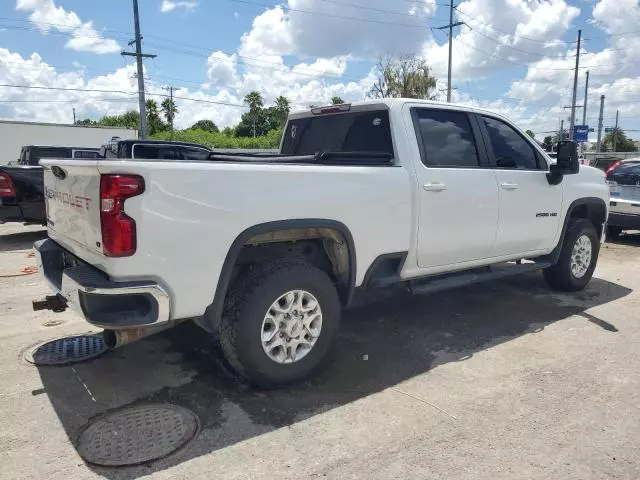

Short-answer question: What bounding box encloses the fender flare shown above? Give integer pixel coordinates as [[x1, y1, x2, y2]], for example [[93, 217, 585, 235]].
[[208, 219, 357, 324], [544, 197, 607, 264]]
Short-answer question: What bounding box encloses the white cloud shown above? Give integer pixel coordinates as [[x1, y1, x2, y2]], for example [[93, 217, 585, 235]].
[[15, 0, 120, 54], [160, 0, 198, 13]]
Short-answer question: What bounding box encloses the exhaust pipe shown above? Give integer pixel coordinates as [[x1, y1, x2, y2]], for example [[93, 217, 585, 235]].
[[103, 323, 175, 349]]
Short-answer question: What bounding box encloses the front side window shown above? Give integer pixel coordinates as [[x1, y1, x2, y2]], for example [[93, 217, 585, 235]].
[[481, 116, 539, 170], [413, 109, 480, 168]]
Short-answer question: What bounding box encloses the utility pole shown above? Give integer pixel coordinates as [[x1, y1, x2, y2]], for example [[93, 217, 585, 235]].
[[569, 29, 582, 142], [613, 110, 619, 152], [163, 86, 175, 139], [596, 95, 604, 153], [437, 3, 464, 103], [582, 70, 589, 126], [560, 119, 564, 142], [122, 0, 157, 139], [72, 107, 76, 125]]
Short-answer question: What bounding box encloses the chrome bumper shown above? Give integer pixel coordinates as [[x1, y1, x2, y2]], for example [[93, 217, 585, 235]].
[[34, 239, 170, 329]]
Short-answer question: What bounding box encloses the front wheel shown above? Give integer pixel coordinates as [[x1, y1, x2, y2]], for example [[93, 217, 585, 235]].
[[219, 259, 341, 387], [543, 219, 599, 292]]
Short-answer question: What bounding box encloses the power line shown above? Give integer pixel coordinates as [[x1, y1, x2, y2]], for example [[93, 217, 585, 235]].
[[462, 25, 576, 58], [0, 83, 246, 107]]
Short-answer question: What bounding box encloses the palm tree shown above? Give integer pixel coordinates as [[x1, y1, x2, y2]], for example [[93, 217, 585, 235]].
[[274, 95, 291, 127], [145, 99, 164, 135], [244, 91, 264, 112], [161, 98, 178, 128]]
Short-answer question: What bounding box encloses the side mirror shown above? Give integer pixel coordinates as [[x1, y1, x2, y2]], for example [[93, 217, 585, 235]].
[[99, 146, 107, 158], [547, 141, 579, 185]]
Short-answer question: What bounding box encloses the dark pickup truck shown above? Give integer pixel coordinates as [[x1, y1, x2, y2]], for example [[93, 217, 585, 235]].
[[1, 146, 100, 225]]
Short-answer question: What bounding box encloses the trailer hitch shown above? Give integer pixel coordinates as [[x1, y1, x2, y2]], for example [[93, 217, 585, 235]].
[[32, 295, 68, 313]]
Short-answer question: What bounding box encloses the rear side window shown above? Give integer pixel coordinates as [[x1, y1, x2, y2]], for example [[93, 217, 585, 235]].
[[133, 145, 179, 160], [413, 109, 480, 168], [281, 110, 393, 158], [481, 116, 539, 170], [32, 147, 72, 163], [73, 150, 100, 159], [180, 147, 210, 160]]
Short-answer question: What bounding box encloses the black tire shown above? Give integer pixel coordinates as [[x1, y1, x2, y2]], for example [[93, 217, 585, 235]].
[[606, 225, 622, 239], [543, 218, 599, 292], [218, 258, 341, 387]]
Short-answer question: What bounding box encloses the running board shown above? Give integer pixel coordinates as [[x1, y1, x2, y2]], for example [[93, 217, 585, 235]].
[[409, 261, 552, 295]]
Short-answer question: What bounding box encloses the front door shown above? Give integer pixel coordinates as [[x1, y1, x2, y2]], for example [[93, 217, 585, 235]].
[[478, 115, 563, 256], [409, 107, 500, 268]]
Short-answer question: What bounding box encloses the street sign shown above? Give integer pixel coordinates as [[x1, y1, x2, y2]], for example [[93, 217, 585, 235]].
[[605, 127, 614, 133], [573, 124, 589, 142], [588, 128, 595, 132]]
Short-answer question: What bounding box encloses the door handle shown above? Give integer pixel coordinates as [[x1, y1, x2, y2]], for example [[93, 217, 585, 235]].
[[500, 182, 519, 190], [424, 182, 446, 192]]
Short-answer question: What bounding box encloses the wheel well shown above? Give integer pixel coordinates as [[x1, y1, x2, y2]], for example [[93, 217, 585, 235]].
[[569, 201, 606, 234]]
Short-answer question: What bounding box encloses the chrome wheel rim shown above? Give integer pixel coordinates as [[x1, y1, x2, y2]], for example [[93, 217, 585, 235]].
[[260, 290, 323, 364], [570, 234, 592, 279]]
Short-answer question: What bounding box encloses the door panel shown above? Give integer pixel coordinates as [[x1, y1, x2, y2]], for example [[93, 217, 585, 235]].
[[410, 108, 500, 268], [493, 170, 563, 254], [478, 115, 563, 255]]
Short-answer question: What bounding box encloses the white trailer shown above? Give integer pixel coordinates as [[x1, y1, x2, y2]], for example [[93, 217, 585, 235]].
[[0, 120, 138, 164]]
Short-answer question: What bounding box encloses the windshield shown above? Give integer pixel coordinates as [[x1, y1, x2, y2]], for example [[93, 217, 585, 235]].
[[281, 110, 394, 158]]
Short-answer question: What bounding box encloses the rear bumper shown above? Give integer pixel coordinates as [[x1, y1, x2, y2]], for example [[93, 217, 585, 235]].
[[34, 239, 170, 329], [608, 212, 640, 230]]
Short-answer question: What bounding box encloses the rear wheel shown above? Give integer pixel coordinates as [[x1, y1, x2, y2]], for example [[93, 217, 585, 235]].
[[543, 219, 599, 292], [218, 259, 341, 387]]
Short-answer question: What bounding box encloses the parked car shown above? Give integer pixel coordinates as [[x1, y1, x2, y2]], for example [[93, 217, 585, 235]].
[[0, 146, 100, 225], [606, 158, 640, 237], [34, 99, 608, 386]]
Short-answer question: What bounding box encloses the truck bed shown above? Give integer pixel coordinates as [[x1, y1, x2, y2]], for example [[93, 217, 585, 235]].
[[0, 165, 45, 224]]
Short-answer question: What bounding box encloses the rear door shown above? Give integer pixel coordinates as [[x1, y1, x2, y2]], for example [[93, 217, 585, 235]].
[[477, 115, 563, 256], [409, 107, 500, 268]]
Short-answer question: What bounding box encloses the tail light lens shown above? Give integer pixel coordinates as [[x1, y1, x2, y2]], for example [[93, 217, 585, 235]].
[[0, 173, 16, 197], [605, 160, 622, 176], [100, 174, 144, 257]]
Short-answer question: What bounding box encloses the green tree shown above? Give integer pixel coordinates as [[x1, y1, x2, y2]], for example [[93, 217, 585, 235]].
[[331, 96, 345, 104], [603, 129, 637, 152], [76, 118, 97, 126], [525, 129, 535, 139], [542, 135, 554, 151], [190, 119, 219, 133], [244, 91, 264, 112], [101, 110, 140, 129], [146, 99, 168, 135], [370, 55, 437, 99], [161, 98, 178, 127], [274, 95, 291, 127]]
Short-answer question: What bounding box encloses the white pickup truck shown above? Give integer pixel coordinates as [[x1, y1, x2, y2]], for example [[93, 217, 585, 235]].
[[34, 99, 609, 386]]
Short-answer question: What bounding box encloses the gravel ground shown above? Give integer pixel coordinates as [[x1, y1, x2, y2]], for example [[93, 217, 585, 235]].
[[1, 223, 639, 480]]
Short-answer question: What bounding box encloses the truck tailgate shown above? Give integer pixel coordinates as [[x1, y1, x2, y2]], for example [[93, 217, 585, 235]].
[[42, 159, 103, 257]]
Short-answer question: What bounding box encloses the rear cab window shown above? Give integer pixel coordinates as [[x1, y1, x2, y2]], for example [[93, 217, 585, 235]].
[[281, 107, 394, 162]]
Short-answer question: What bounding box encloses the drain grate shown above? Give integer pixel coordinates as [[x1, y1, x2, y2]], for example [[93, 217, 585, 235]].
[[77, 404, 199, 466], [26, 334, 108, 366]]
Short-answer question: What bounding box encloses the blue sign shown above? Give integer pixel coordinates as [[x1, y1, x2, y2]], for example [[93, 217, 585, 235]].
[[573, 125, 589, 142]]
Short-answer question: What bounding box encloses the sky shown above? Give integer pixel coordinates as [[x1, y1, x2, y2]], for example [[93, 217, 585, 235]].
[[0, 0, 639, 140]]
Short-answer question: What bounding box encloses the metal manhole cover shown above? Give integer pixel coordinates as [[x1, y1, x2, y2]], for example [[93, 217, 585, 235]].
[[77, 404, 199, 466], [26, 334, 108, 366]]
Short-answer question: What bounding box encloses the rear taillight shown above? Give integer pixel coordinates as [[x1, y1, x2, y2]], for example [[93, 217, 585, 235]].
[[0, 173, 16, 197], [605, 160, 622, 176], [100, 174, 144, 257]]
